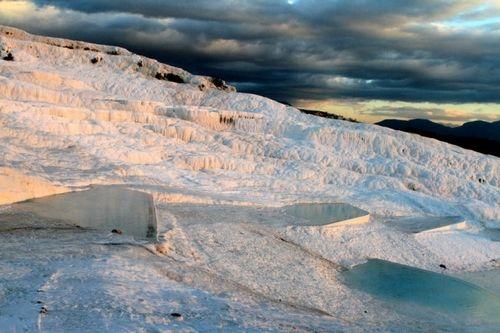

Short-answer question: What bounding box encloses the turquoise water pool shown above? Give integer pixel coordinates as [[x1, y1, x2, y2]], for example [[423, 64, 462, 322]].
[[383, 215, 463, 233], [282, 203, 368, 226], [342, 259, 500, 328], [2, 186, 157, 239]]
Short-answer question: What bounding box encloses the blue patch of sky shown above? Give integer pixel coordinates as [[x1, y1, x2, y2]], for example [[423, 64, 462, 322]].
[[443, 4, 500, 29]]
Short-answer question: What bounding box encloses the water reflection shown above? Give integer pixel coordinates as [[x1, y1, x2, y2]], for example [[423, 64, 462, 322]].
[[282, 203, 369, 226], [383, 215, 463, 233], [1, 186, 157, 239], [342, 259, 500, 325]]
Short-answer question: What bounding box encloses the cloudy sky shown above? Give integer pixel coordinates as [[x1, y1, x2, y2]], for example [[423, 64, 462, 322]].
[[1, 0, 499, 124]]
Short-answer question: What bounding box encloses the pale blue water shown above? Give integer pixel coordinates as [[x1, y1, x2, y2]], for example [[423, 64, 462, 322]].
[[383, 215, 463, 233], [342, 259, 500, 329], [4, 186, 157, 239], [282, 203, 368, 226], [458, 269, 500, 295], [484, 227, 500, 241]]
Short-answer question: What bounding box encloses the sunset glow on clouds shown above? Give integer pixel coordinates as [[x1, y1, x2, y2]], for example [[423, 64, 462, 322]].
[[1, 0, 499, 123]]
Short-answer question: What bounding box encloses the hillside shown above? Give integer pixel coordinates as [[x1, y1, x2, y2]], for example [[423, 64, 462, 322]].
[[377, 119, 500, 157]]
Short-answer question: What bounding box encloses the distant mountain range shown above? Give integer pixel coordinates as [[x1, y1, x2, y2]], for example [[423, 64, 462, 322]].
[[297, 107, 499, 157], [377, 119, 500, 157]]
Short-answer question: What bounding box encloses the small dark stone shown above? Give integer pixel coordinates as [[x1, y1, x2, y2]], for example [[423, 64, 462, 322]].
[[170, 312, 182, 318], [111, 229, 123, 235], [83, 47, 90, 51], [137, 61, 143, 67], [40, 306, 48, 314], [364, 310, 368, 314], [154, 72, 185, 83], [439, 264, 447, 269], [106, 50, 120, 55], [90, 57, 99, 64], [210, 77, 225, 89], [3, 52, 14, 61], [407, 183, 418, 191], [36, 300, 43, 304], [146, 225, 155, 238], [165, 73, 184, 83]]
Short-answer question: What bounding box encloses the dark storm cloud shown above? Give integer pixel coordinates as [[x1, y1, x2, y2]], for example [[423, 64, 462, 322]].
[[5, 0, 500, 105]]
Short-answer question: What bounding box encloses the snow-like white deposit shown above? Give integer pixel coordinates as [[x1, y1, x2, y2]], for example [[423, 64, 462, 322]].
[[1, 26, 499, 332]]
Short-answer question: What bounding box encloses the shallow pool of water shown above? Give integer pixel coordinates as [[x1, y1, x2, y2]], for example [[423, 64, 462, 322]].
[[342, 259, 500, 326], [2, 186, 157, 239], [484, 227, 500, 241], [457, 269, 500, 295], [383, 215, 463, 233], [282, 203, 369, 226]]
